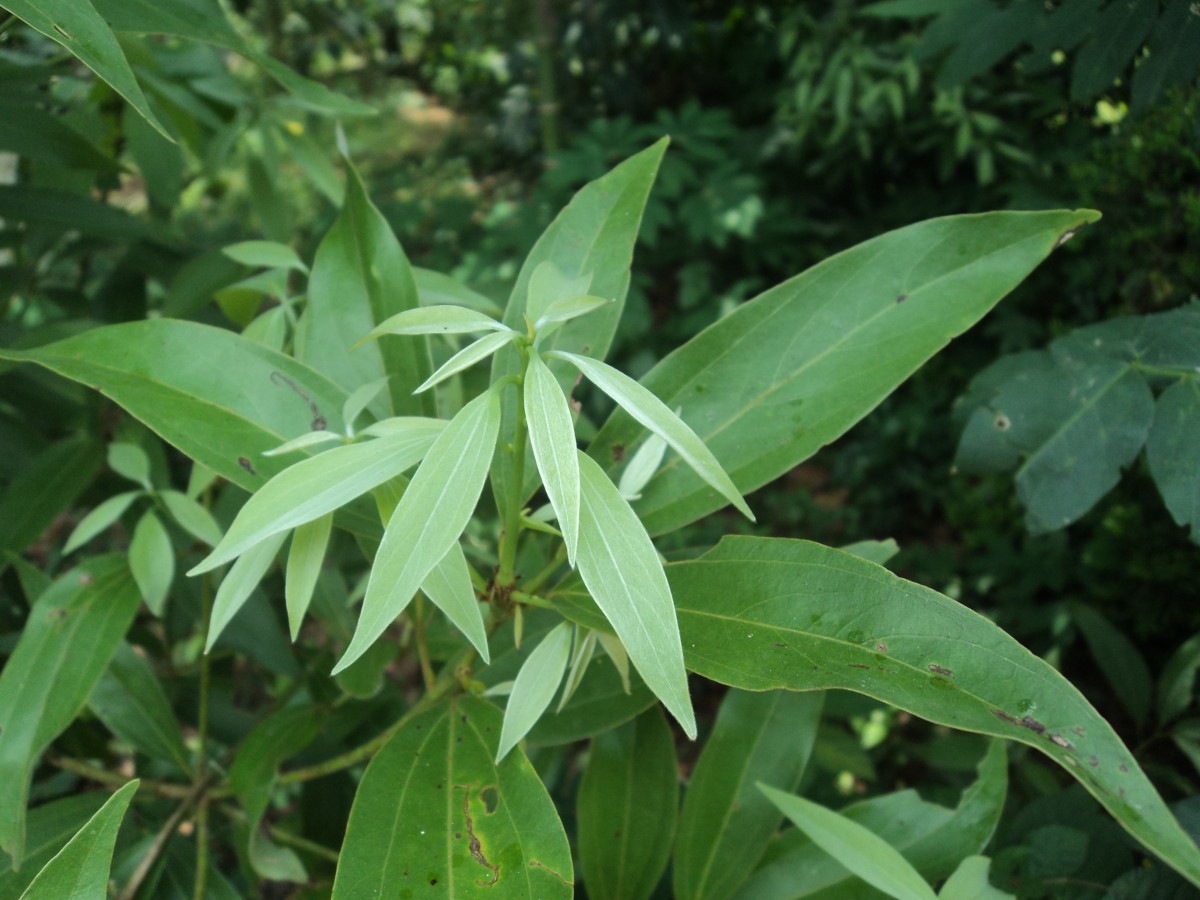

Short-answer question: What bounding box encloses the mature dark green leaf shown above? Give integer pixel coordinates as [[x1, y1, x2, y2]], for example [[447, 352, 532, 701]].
[[1147, 379, 1200, 542], [589, 210, 1101, 536], [0, 321, 350, 494], [0, 795, 106, 898], [1070, 0, 1156, 103], [129, 510, 173, 614], [88, 642, 190, 772], [1070, 602, 1152, 731], [578, 707, 679, 900], [0, 557, 141, 864], [17, 780, 137, 900], [331, 696, 572, 898], [0, 435, 102, 554], [1159, 632, 1200, 725], [938, 856, 1013, 900], [0, 186, 168, 244], [1132, 0, 1200, 112], [674, 690, 823, 900], [0, 99, 116, 171]]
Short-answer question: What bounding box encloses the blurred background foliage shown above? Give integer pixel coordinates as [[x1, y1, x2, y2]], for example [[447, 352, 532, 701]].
[[1, 0, 1198, 896]]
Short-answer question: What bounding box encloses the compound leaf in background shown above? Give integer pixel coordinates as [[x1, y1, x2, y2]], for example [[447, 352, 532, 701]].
[[1147, 379, 1200, 543], [525, 350, 581, 564], [129, 510, 173, 614], [0, 556, 142, 864], [1131, 0, 1200, 113], [588, 210, 1101, 536], [17, 779, 138, 900], [577, 707, 679, 900], [673, 690, 823, 900], [1069, 0, 1156, 104], [496, 622, 572, 762], [331, 695, 572, 898]]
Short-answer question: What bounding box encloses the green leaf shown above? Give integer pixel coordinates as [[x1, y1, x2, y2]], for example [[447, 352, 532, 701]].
[[228, 706, 321, 883], [0, 556, 142, 864], [262, 431, 344, 456], [0, 0, 172, 140], [578, 707, 679, 900], [222, 240, 307, 273], [618, 432, 668, 501], [191, 422, 443, 575], [841, 538, 901, 566], [1069, 601, 1152, 731], [1159, 632, 1200, 724], [0, 99, 117, 171], [360, 305, 512, 343], [588, 210, 1102, 536], [331, 695, 572, 898], [17, 780, 138, 900], [673, 690, 823, 900], [414, 267, 504, 317], [107, 442, 151, 488], [0, 320, 351, 495], [496, 622, 573, 762], [554, 351, 751, 520], [759, 786, 938, 900], [416, 331, 520, 394], [341, 377, 391, 435], [0, 185, 168, 244], [0, 436, 102, 554], [129, 510, 173, 614], [1132, 0, 1200, 113], [558, 627, 597, 711], [1070, 0, 1156, 103], [336, 390, 500, 673], [525, 350, 581, 564], [421, 542, 490, 664], [491, 139, 668, 518], [938, 856, 1014, 900], [159, 490, 222, 547], [576, 451, 695, 738], [296, 161, 432, 417], [1147, 379, 1200, 542], [526, 261, 594, 324], [88, 642, 190, 772], [534, 295, 613, 337], [64, 490, 141, 554], [205, 532, 286, 652], [285, 512, 333, 640], [0, 795, 107, 898]]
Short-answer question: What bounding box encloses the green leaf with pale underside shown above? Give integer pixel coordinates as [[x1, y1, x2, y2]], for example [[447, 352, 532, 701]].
[[496, 622, 572, 761], [421, 542, 490, 663], [205, 532, 286, 651], [359, 305, 512, 343], [415, 331, 519, 394], [525, 350, 581, 564]]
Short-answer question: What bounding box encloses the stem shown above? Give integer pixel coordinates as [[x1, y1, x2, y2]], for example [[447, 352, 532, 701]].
[[192, 801, 208, 900], [523, 544, 566, 595], [216, 803, 340, 863], [413, 596, 437, 691], [49, 755, 192, 798], [511, 590, 554, 610], [497, 349, 531, 587], [118, 776, 212, 900], [530, 0, 561, 156]]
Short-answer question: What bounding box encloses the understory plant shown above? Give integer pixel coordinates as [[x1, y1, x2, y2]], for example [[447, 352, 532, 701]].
[[2, 136, 1200, 899]]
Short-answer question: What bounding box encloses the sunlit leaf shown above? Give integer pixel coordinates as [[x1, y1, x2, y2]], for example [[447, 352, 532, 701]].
[[205, 533, 286, 652], [421, 542, 490, 663], [262, 431, 344, 456], [525, 350, 581, 564], [496, 622, 573, 762], [285, 513, 333, 640], [618, 432, 668, 501], [416, 330, 519, 394], [534, 294, 613, 337]]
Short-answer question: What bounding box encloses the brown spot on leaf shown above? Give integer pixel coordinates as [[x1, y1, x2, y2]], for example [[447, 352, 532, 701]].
[[895, 293, 908, 304], [928, 664, 953, 676], [238, 456, 257, 475], [1050, 734, 1073, 749], [876, 642, 888, 652], [612, 443, 625, 462]]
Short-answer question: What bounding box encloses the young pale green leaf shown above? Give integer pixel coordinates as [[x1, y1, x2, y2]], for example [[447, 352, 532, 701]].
[[589, 209, 1103, 536], [222, 240, 307, 273], [597, 632, 631, 694], [527, 261, 595, 324], [206, 532, 287, 652], [618, 432, 668, 501], [336, 390, 500, 673], [413, 266, 504, 316], [576, 451, 696, 738], [107, 442, 151, 488], [285, 512, 333, 640], [673, 690, 823, 900], [1147, 379, 1200, 542], [262, 430, 344, 456], [496, 622, 573, 762], [415, 330, 519, 394], [358, 304, 512, 345], [524, 350, 581, 564], [534, 294, 613, 336], [190, 422, 443, 575], [420, 542, 490, 663], [841, 537, 901, 566], [186, 462, 217, 499], [341, 377, 392, 434], [332, 695, 572, 898], [88, 643, 190, 772], [0, 557, 141, 865], [553, 351, 752, 521], [938, 856, 1014, 900], [578, 708, 679, 900], [159, 490, 223, 547], [17, 779, 138, 900], [760, 786, 938, 900], [129, 511, 173, 614], [64, 491, 142, 554], [558, 627, 597, 712]]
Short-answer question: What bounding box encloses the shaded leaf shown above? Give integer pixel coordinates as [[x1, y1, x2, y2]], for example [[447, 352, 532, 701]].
[[0, 795, 106, 898], [129, 510, 173, 614], [525, 350, 581, 564], [1159, 632, 1200, 724], [1132, 0, 1200, 113], [0, 436, 103, 554], [938, 856, 1013, 900], [88, 642, 190, 771], [64, 491, 141, 555], [159, 490, 222, 547], [106, 442, 150, 488], [1147, 379, 1200, 542], [1070, 0, 1156, 103], [1070, 601, 1152, 731], [222, 240, 307, 273], [497, 622, 573, 761]]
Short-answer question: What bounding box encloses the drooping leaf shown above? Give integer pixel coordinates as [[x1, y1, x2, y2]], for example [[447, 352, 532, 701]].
[[158, 490, 222, 547], [88, 642, 190, 772], [205, 532, 286, 651], [759, 786, 938, 900], [63, 490, 141, 554], [336, 390, 500, 673], [589, 210, 1102, 536], [1147, 379, 1200, 543], [674, 690, 823, 900], [129, 510, 173, 614], [222, 240, 307, 273], [331, 695, 572, 898], [554, 350, 751, 520], [191, 422, 443, 574], [0, 320, 350, 494], [17, 780, 138, 900], [359, 305, 512, 342], [576, 452, 695, 738], [416, 331, 520, 394], [0, 557, 141, 864], [421, 542, 490, 664], [578, 707, 679, 900], [285, 512, 333, 640], [0, 436, 103, 554], [525, 350, 581, 564], [496, 622, 573, 762]]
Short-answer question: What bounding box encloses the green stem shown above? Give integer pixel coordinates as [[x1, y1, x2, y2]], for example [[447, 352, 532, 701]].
[[1131, 362, 1197, 380], [49, 755, 192, 798], [511, 590, 554, 610], [413, 595, 437, 691], [523, 544, 566, 595], [192, 801, 209, 900], [497, 349, 531, 587]]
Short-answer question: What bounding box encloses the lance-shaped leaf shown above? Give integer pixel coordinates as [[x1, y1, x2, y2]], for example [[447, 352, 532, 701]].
[[0, 557, 142, 864], [262, 431, 343, 456], [588, 210, 1103, 536], [558, 627, 598, 711], [358, 305, 512, 343], [107, 442, 150, 488], [525, 350, 581, 564], [496, 622, 573, 762], [416, 331, 520, 394], [129, 510, 173, 614], [759, 786, 938, 900], [88, 642, 190, 772], [578, 707, 679, 900], [534, 295, 613, 338], [64, 491, 142, 554], [421, 542, 490, 663], [552, 351, 752, 521], [1147, 379, 1200, 542], [222, 240, 307, 273], [619, 432, 668, 501], [673, 690, 823, 900], [0, 795, 107, 898], [17, 780, 138, 900], [159, 490, 222, 547], [331, 695, 572, 898], [285, 512, 333, 640], [341, 377, 391, 434], [190, 422, 443, 574], [206, 532, 287, 652], [576, 452, 696, 738], [335, 390, 500, 673]]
